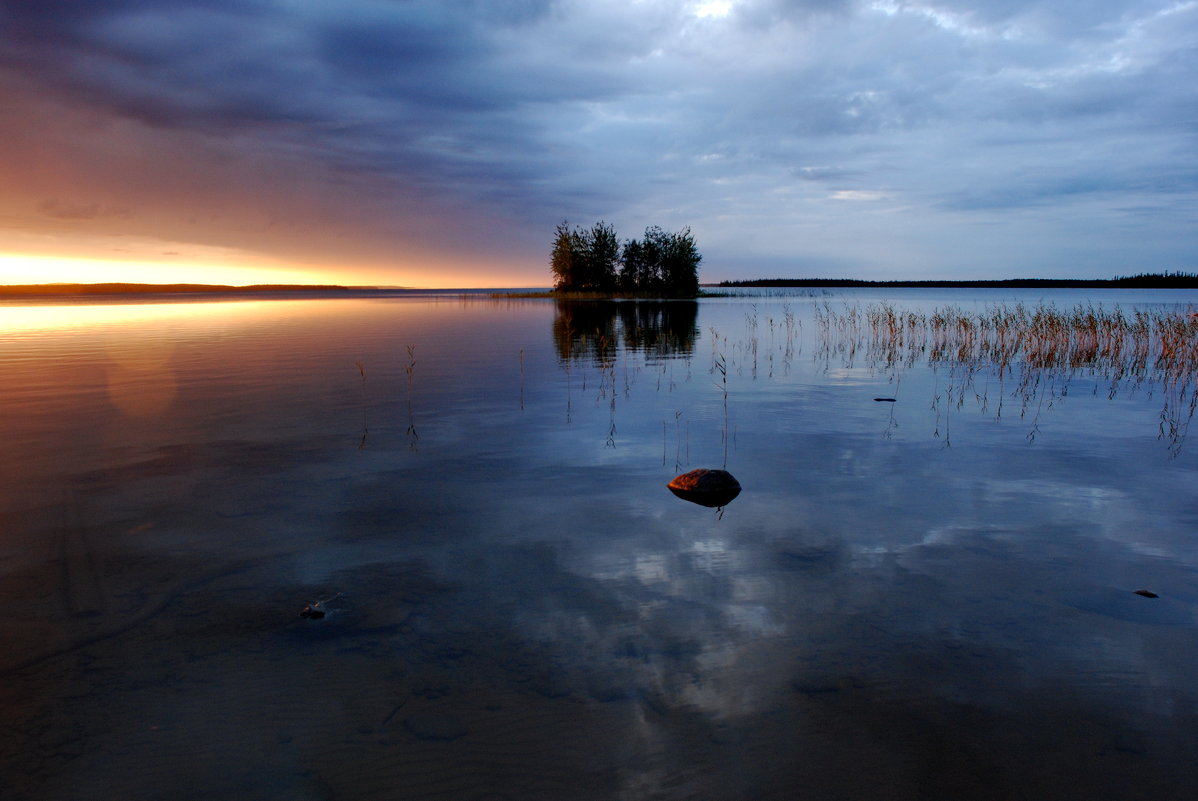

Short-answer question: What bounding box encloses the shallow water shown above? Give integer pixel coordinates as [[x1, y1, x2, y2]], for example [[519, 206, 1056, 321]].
[[2, 289, 1197, 800]]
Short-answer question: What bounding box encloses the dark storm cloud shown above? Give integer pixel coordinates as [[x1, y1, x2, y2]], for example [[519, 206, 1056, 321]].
[[1, 0, 1195, 279]]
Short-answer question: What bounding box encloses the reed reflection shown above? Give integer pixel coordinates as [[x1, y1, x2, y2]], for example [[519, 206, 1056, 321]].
[[815, 301, 1198, 453], [552, 300, 699, 364]]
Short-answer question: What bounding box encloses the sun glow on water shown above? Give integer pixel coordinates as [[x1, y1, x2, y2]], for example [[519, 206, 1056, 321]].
[[0, 300, 291, 335]]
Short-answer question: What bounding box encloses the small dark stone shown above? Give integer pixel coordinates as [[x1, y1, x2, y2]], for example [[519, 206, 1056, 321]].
[[873, 397, 897, 402], [667, 468, 741, 507], [299, 605, 326, 619], [1133, 589, 1159, 598]]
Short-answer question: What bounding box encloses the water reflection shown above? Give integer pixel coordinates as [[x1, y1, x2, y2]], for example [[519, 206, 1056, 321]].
[[553, 300, 699, 363], [2, 292, 1197, 801], [815, 301, 1198, 454]]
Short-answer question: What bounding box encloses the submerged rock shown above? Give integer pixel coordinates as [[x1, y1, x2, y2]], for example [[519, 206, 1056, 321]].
[[667, 468, 741, 507], [1064, 587, 1188, 625], [1134, 589, 1159, 598]]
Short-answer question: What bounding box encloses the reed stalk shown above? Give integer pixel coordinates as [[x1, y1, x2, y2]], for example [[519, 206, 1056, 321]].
[[816, 301, 1198, 452]]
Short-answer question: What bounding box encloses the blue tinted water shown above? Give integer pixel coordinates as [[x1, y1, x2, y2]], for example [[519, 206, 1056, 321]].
[[1, 289, 1196, 800]]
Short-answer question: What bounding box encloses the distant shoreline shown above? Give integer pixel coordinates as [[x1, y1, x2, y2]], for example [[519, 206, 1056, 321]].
[[5, 275, 1198, 297], [716, 274, 1198, 289], [0, 283, 356, 296]]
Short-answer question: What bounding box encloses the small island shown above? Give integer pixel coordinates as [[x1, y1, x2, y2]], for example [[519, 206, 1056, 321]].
[[548, 221, 702, 298]]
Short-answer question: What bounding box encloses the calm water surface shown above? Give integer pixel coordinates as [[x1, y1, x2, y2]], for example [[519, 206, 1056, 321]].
[[2, 289, 1197, 800]]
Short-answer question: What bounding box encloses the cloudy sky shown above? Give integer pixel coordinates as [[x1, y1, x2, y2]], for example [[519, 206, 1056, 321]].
[[0, 0, 1194, 287]]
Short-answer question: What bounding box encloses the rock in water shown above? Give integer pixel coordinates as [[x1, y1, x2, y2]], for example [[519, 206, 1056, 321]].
[[668, 468, 741, 507]]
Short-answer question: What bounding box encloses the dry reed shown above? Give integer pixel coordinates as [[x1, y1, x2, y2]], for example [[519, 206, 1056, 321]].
[[816, 301, 1198, 453]]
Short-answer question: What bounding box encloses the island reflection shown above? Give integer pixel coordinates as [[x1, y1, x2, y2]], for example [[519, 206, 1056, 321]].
[[553, 300, 699, 364]]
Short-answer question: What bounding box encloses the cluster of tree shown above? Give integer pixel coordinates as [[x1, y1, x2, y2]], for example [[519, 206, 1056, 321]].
[[1110, 271, 1198, 287], [550, 221, 701, 297]]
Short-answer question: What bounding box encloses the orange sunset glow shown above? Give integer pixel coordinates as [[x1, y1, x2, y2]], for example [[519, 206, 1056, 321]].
[[0, 250, 546, 290], [0, 253, 333, 288], [2, 1, 1194, 286], [3, 3, 1198, 800]]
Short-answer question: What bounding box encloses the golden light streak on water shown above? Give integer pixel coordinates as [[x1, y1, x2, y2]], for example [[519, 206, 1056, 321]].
[[0, 300, 279, 334]]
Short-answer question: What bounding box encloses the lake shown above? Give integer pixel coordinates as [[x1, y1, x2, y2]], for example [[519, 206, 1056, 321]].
[[2, 287, 1197, 800]]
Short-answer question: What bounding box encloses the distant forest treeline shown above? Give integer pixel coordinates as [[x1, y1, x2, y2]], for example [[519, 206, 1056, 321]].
[[717, 272, 1198, 289]]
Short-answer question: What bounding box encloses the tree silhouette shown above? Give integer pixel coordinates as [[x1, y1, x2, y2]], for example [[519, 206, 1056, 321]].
[[550, 221, 584, 290], [552, 221, 700, 297]]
